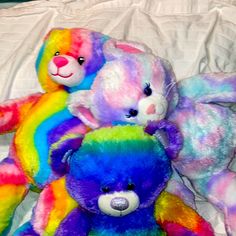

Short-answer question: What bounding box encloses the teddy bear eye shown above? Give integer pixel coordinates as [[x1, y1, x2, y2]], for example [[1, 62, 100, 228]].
[[144, 83, 152, 96], [127, 183, 135, 191], [78, 56, 85, 65], [101, 186, 110, 193], [54, 51, 60, 56], [125, 109, 138, 118]]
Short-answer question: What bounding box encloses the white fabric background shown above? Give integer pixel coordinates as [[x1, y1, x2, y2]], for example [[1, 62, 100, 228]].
[[0, 0, 236, 235]]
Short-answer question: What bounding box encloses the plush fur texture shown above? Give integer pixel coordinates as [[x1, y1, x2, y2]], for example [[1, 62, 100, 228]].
[[15, 126, 213, 236], [69, 55, 236, 234]]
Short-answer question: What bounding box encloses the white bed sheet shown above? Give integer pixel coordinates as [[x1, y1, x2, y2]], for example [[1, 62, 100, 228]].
[[0, 0, 236, 235]]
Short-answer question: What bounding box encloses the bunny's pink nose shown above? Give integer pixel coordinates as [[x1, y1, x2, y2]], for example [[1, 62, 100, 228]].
[[53, 56, 69, 68], [146, 104, 156, 115]]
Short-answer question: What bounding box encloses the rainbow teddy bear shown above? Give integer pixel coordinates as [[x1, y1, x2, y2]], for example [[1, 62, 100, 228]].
[[0, 28, 110, 234]]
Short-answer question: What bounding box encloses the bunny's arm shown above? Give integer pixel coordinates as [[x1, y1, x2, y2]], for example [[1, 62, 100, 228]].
[[155, 191, 214, 236], [178, 73, 236, 104], [0, 93, 43, 134]]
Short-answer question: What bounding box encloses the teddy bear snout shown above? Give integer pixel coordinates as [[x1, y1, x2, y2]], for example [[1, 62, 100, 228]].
[[110, 197, 129, 211], [98, 191, 140, 217]]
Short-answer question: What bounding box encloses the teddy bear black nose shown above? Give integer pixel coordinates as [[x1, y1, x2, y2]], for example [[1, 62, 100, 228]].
[[110, 197, 129, 211]]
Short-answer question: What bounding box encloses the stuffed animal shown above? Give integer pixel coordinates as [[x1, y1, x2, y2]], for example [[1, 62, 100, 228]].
[[14, 125, 213, 236], [0, 28, 196, 235], [0, 27, 113, 235], [68, 41, 236, 235]]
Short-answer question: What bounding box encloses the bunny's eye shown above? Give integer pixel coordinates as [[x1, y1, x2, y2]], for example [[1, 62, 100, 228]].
[[54, 51, 60, 56]]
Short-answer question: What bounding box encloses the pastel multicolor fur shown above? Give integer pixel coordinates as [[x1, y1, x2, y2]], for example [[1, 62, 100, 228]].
[[68, 41, 236, 235]]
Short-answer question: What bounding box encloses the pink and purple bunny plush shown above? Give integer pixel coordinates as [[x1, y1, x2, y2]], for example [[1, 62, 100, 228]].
[[68, 39, 236, 235]]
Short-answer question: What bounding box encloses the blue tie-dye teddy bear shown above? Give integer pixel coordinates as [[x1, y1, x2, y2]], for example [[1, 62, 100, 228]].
[[15, 124, 213, 236]]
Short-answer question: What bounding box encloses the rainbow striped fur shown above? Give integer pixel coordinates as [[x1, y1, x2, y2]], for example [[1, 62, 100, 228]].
[[0, 28, 111, 235], [69, 52, 236, 234], [14, 126, 213, 236], [0, 28, 198, 235]]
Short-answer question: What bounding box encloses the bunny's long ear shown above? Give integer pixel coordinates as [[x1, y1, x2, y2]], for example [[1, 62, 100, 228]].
[[145, 120, 183, 159], [103, 39, 151, 60]]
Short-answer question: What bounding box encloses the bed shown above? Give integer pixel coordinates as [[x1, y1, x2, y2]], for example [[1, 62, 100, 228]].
[[0, 0, 236, 235]]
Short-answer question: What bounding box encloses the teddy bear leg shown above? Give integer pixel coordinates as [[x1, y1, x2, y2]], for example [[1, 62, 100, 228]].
[[0, 158, 29, 235], [155, 191, 214, 235], [192, 170, 236, 235], [23, 177, 78, 236], [165, 168, 196, 209]]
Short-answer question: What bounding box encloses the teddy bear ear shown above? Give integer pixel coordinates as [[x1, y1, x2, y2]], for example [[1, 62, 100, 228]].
[[43, 27, 65, 41], [49, 135, 84, 176], [145, 120, 183, 160], [103, 39, 152, 60]]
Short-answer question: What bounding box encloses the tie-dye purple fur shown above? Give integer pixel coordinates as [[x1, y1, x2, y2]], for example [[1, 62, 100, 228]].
[[50, 136, 83, 176], [84, 32, 108, 76], [47, 115, 83, 145], [56, 208, 90, 236]]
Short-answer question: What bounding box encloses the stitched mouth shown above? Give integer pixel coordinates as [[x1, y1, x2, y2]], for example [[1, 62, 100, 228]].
[[51, 72, 73, 78]]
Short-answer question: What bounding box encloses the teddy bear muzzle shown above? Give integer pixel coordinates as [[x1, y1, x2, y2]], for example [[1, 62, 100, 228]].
[[48, 55, 85, 87], [98, 191, 140, 217]]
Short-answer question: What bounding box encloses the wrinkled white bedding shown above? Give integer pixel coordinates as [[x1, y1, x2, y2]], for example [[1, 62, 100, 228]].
[[0, 0, 236, 235]]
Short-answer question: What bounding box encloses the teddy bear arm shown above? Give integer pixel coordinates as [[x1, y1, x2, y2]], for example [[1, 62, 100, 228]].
[[178, 73, 236, 104], [155, 191, 214, 236], [55, 207, 91, 236], [0, 92, 43, 134]]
